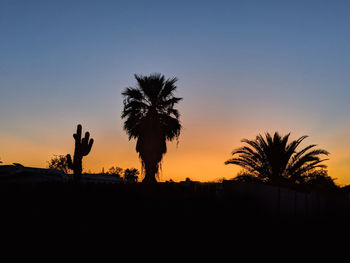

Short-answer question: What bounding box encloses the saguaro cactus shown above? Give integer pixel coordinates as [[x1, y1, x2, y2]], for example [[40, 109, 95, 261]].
[[66, 124, 94, 182]]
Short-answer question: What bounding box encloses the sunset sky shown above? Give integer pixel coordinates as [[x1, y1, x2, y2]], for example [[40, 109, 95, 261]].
[[1, 0, 350, 185]]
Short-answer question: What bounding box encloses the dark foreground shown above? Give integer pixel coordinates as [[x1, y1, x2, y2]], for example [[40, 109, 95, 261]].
[[1, 181, 350, 249]]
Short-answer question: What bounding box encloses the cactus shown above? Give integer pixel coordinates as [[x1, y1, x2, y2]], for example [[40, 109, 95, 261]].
[[66, 124, 94, 182]]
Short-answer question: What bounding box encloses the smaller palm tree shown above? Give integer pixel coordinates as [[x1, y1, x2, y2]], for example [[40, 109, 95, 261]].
[[225, 132, 329, 185], [124, 168, 139, 183]]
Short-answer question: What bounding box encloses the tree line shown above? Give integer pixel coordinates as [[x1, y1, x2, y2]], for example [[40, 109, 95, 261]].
[[48, 155, 139, 183]]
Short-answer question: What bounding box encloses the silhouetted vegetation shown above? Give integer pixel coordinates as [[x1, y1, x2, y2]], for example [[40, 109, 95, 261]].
[[121, 73, 182, 183], [104, 166, 139, 182], [66, 124, 94, 182], [225, 132, 330, 186], [231, 170, 265, 184], [47, 155, 70, 174], [124, 168, 139, 183], [303, 169, 339, 192], [106, 166, 123, 178]]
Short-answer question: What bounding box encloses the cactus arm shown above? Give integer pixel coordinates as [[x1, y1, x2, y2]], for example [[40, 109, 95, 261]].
[[81, 132, 94, 156], [81, 132, 89, 152], [73, 124, 82, 146], [66, 154, 73, 170], [83, 138, 94, 156], [88, 138, 94, 152], [82, 132, 90, 144]]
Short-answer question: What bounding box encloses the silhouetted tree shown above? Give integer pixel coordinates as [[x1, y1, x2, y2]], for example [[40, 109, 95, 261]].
[[124, 168, 139, 183], [122, 73, 182, 183], [231, 170, 264, 184], [48, 155, 70, 174], [304, 169, 339, 192], [225, 132, 329, 185], [66, 124, 94, 182], [106, 166, 124, 178]]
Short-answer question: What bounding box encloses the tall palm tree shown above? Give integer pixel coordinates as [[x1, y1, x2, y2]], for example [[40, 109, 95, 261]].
[[225, 132, 329, 185], [122, 73, 182, 183]]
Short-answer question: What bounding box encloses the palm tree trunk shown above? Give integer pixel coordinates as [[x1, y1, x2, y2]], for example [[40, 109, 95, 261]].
[[141, 160, 159, 183], [142, 173, 157, 183], [142, 165, 157, 183]]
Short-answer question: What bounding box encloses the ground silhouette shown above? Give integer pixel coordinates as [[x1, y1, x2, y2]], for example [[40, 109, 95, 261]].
[[1, 180, 349, 247]]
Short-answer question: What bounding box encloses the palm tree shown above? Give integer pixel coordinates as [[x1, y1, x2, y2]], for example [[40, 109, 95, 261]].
[[124, 168, 139, 183], [121, 73, 182, 183], [225, 132, 329, 185]]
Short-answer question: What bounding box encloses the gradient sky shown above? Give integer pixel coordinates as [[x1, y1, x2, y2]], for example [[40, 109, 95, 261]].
[[1, 0, 350, 184]]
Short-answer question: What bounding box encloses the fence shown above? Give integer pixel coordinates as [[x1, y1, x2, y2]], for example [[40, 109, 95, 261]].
[[222, 181, 349, 219]]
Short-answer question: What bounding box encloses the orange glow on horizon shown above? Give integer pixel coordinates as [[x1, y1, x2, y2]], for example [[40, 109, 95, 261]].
[[1, 122, 349, 186]]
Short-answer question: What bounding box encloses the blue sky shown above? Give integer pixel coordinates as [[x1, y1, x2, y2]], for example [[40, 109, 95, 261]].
[[1, 0, 350, 183]]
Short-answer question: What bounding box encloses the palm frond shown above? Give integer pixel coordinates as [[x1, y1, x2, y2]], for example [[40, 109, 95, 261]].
[[159, 77, 178, 99], [226, 132, 330, 185]]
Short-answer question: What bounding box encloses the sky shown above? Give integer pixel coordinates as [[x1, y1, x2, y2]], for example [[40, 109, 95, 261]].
[[1, 0, 350, 184]]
